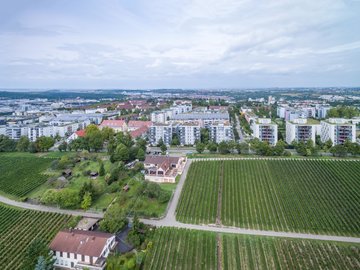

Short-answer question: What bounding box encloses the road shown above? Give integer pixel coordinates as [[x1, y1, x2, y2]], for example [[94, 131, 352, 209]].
[[234, 113, 245, 142], [1, 157, 360, 243], [0, 194, 104, 218]]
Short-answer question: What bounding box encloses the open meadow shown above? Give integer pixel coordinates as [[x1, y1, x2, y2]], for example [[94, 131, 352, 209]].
[[176, 159, 360, 236]]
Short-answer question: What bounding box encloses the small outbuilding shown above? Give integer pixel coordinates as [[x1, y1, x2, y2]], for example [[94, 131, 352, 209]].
[[62, 169, 72, 178], [123, 184, 130, 192]]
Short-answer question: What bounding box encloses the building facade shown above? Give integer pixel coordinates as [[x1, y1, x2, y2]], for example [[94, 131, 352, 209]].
[[320, 118, 356, 145], [286, 119, 320, 144], [251, 118, 278, 146]]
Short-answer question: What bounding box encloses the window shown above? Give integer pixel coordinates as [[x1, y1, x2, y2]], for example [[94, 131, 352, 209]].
[[60, 251, 63, 257]]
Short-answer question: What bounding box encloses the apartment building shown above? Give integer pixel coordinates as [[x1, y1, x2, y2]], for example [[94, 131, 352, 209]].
[[175, 121, 201, 145], [286, 118, 320, 144], [208, 121, 233, 143], [251, 118, 278, 145], [151, 103, 192, 123], [320, 118, 356, 145], [149, 123, 173, 145]]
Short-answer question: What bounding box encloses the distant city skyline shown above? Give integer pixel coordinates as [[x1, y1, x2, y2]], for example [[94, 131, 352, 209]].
[[1, 0, 360, 89]]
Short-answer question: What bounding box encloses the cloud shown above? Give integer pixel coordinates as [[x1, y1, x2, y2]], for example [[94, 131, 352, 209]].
[[0, 0, 359, 88]]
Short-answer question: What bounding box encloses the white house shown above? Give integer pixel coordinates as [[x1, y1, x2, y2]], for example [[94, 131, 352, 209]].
[[144, 155, 186, 183], [49, 229, 116, 270]]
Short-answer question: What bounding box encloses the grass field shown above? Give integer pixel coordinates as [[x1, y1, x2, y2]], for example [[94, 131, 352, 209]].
[[0, 203, 70, 269], [143, 228, 360, 270], [0, 153, 54, 198], [176, 160, 360, 236]]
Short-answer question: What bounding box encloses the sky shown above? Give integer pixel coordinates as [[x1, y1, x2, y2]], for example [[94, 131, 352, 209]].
[[0, 0, 360, 89]]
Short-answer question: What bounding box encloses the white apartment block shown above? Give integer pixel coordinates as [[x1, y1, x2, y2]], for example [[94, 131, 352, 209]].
[[320, 118, 356, 145], [286, 119, 320, 144], [151, 104, 192, 123], [208, 121, 233, 143], [315, 106, 331, 119], [251, 118, 278, 146], [176, 122, 201, 145], [149, 123, 173, 145]]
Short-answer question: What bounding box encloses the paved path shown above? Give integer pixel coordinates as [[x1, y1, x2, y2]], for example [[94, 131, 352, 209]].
[[0, 194, 104, 218], [1, 157, 360, 243]]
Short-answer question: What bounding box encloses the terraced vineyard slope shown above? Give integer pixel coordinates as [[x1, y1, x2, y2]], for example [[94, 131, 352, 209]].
[[0, 203, 70, 269], [144, 228, 360, 270], [176, 159, 360, 236], [0, 154, 53, 197]]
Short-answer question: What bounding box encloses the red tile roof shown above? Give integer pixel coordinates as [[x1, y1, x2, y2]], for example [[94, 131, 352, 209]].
[[100, 120, 126, 128], [128, 121, 152, 128], [130, 125, 149, 138], [75, 129, 86, 137], [49, 229, 114, 257]]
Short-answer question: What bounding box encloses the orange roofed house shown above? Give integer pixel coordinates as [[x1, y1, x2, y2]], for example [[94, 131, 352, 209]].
[[144, 155, 186, 183], [99, 120, 151, 139], [49, 229, 116, 270]]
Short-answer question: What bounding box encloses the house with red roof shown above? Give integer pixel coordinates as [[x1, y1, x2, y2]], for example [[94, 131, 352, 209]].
[[66, 129, 86, 143], [144, 155, 186, 183], [99, 120, 127, 132], [49, 229, 116, 269]]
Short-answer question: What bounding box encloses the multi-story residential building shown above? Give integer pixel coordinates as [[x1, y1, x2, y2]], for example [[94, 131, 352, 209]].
[[208, 121, 233, 143], [251, 118, 278, 145], [5, 125, 28, 140], [175, 121, 201, 145], [149, 123, 173, 145], [315, 105, 331, 119], [150, 103, 192, 123], [320, 118, 356, 145], [286, 118, 320, 144], [50, 229, 116, 270]]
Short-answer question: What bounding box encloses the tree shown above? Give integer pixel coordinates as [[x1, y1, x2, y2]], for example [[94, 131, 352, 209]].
[[111, 143, 130, 163], [81, 192, 92, 210], [196, 142, 206, 153], [35, 136, 55, 152], [136, 148, 145, 161], [23, 239, 54, 270], [330, 144, 347, 157], [116, 132, 134, 148], [207, 142, 218, 153], [57, 189, 80, 208], [171, 134, 180, 146], [28, 142, 38, 153], [136, 138, 147, 151], [156, 138, 164, 147], [34, 255, 54, 270], [160, 144, 167, 155], [0, 135, 17, 152], [273, 140, 285, 156], [323, 139, 333, 151], [101, 126, 115, 141], [99, 203, 128, 233], [58, 141, 68, 152], [218, 141, 230, 154], [16, 136, 30, 152], [99, 162, 105, 176], [236, 142, 249, 154], [200, 128, 209, 144]]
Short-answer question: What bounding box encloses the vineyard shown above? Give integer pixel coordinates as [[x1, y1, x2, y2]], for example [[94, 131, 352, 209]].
[[0, 154, 53, 197], [143, 228, 217, 270], [177, 159, 360, 236], [0, 203, 70, 269], [144, 228, 360, 270]]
